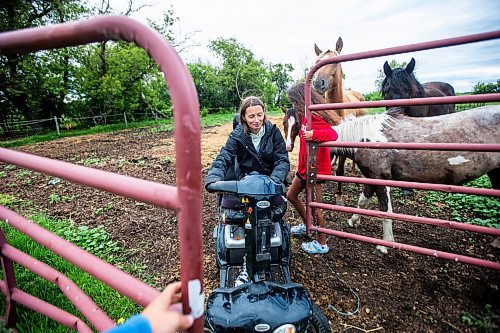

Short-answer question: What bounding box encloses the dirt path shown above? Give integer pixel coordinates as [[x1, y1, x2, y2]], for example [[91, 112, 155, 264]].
[[1, 117, 498, 332]]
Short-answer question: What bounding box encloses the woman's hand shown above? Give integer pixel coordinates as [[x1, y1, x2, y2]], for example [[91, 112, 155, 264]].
[[142, 282, 194, 333], [303, 130, 313, 141]]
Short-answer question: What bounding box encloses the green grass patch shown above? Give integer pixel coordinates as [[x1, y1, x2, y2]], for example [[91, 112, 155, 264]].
[[423, 175, 500, 228], [0, 214, 145, 332]]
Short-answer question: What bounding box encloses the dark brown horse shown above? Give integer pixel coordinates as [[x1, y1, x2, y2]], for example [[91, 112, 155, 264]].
[[332, 106, 500, 254], [381, 58, 456, 116]]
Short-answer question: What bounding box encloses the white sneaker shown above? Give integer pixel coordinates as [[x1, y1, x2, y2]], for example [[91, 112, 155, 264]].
[[290, 223, 306, 235]]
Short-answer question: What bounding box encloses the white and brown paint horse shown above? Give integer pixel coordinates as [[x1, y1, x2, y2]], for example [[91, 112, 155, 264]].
[[332, 106, 500, 254], [313, 37, 367, 203]]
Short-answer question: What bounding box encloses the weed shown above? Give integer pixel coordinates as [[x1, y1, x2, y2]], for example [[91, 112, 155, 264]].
[[82, 156, 102, 166], [95, 202, 114, 215], [15, 169, 32, 178], [49, 194, 61, 204], [0, 171, 6, 178], [462, 304, 499, 333], [4, 165, 16, 171], [6, 182, 16, 188], [0, 193, 17, 207]]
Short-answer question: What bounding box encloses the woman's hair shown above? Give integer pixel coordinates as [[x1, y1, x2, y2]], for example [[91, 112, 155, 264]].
[[239, 96, 267, 133], [287, 83, 341, 126]]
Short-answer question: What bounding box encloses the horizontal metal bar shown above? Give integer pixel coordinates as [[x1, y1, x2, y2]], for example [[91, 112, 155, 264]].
[[1, 244, 115, 331], [0, 206, 160, 307], [317, 175, 500, 197], [0, 281, 93, 333], [0, 147, 179, 210], [309, 93, 500, 110], [320, 141, 500, 152], [310, 201, 500, 236], [309, 226, 500, 270]]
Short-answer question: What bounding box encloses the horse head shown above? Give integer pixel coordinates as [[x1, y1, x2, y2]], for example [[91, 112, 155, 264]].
[[381, 58, 456, 117], [381, 57, 420, 100], [313, 37, 343, 95], [280, 105, 301, 152]]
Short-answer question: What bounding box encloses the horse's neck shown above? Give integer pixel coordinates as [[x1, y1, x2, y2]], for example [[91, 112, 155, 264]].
[[334, 113, 391, 144], [325, 72, 344, 103]]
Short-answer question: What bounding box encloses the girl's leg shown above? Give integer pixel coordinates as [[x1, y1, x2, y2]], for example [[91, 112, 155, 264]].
[[286, 175, 306, 222], [314, 183, 327, 245]]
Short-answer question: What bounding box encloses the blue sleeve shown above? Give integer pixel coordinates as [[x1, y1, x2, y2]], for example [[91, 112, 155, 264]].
[[103, 314, 152, 333]]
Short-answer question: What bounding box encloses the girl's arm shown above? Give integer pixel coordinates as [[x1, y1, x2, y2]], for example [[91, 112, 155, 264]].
[[306, 116, 338, 142]]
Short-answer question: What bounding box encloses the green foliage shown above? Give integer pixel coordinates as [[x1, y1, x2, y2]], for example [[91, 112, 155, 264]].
[[0, 194, 17, 207], [424, 176, 500, 228], [472, 79, 500, 94], [364, 91, 382, 101], [462, 304, 499, 333]]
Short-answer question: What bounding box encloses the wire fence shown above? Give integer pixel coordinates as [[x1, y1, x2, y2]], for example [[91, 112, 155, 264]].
[[0, 103, 481, 140]]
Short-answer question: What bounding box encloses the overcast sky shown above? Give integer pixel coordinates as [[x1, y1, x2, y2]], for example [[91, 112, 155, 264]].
[[127, 0, 500, 93]]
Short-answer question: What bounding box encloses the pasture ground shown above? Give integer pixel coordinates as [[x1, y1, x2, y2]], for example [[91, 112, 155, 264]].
[[1, 115, 499, 332]]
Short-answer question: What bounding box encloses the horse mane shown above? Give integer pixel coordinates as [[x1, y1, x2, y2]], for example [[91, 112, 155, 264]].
[[381, 68, 425, 98], [333, 112, 397, 143]]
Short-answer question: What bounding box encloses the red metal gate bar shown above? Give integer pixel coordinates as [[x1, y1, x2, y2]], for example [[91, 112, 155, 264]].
[[0, 281, 93, 333], [319, 141, 500, 152], [307, 30, 500, 81], [0, 15, 203, 332], [309, 225, 500, 271], [318, 175, 500, 198], [0, 148, 179, 210], [310, 93, 500, 110], [311, 201, 500, 237], [1, 242, 114, 331], [0, 206, 159, 306]]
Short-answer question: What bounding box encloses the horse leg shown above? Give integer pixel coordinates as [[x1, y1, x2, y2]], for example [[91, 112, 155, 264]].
[[335, 156, 346, 205], [347, 184, 375, 227], [374, 185, 394, 255], [487, 167, 500, 190]]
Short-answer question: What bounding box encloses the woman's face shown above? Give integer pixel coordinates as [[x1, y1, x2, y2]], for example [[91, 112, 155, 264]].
[[244, 105, 265, 134]]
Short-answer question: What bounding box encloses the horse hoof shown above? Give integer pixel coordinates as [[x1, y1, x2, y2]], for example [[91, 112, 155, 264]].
[[374, 245, 388, 255]]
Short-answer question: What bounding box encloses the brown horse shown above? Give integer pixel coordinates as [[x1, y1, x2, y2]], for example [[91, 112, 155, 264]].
[[332, 106, 500, 254], [381, 58, 456, 116], [313, 37, 366, 118], [313, 37, 367, 203]]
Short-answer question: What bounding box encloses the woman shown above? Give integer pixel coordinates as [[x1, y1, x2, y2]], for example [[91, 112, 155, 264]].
[[287, 83, 340, 254], [205, 96, 290, 186]]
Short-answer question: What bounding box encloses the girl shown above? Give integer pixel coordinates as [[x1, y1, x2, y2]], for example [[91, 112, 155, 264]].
[[286, 83, 340, 254]]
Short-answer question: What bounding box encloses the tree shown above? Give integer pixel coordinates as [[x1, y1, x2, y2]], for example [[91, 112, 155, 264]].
[[472, 79, 500, 94], [0, 0, 86, 132]]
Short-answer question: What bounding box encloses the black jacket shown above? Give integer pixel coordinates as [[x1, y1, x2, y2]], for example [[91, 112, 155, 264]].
[[205, 121, 290, 185]]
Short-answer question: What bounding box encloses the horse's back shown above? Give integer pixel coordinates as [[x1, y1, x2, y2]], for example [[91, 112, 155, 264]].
[[396, 106, 500, 143], [342, 90, 366, 118], [423, 81, 455, 97]]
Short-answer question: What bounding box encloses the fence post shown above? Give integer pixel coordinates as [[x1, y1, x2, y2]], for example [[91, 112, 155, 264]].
[[54, 116, 60, 135], [123, 112, 128, 127]]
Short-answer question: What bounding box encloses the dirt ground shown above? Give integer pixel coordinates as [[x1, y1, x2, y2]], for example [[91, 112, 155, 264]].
[[1, 115, 499, 332]]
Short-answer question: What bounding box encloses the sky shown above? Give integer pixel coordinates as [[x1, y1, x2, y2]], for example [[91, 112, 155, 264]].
[[125, 0, 500, 93]]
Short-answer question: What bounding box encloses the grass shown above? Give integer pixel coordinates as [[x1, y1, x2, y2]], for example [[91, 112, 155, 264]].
[[0, 213, 147, 332], [423, 175, 500, 228]]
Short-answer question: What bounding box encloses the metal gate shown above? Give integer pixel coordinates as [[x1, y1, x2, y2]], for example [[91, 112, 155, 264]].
[[0, 16, 204, 332], [303, 31, 500, 270]]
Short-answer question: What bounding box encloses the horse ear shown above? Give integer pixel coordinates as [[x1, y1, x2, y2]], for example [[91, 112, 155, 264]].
[[314, 43, 322, 56], [406, 58, 416, 74], [279, 105, 288, 114], [336, 37, 343, 53], [383, 61, 392, 76]]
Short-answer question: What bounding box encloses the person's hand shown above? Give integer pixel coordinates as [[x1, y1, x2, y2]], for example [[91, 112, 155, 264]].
[[303, 130, 313, 141], [141, 282, 194, 333]]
